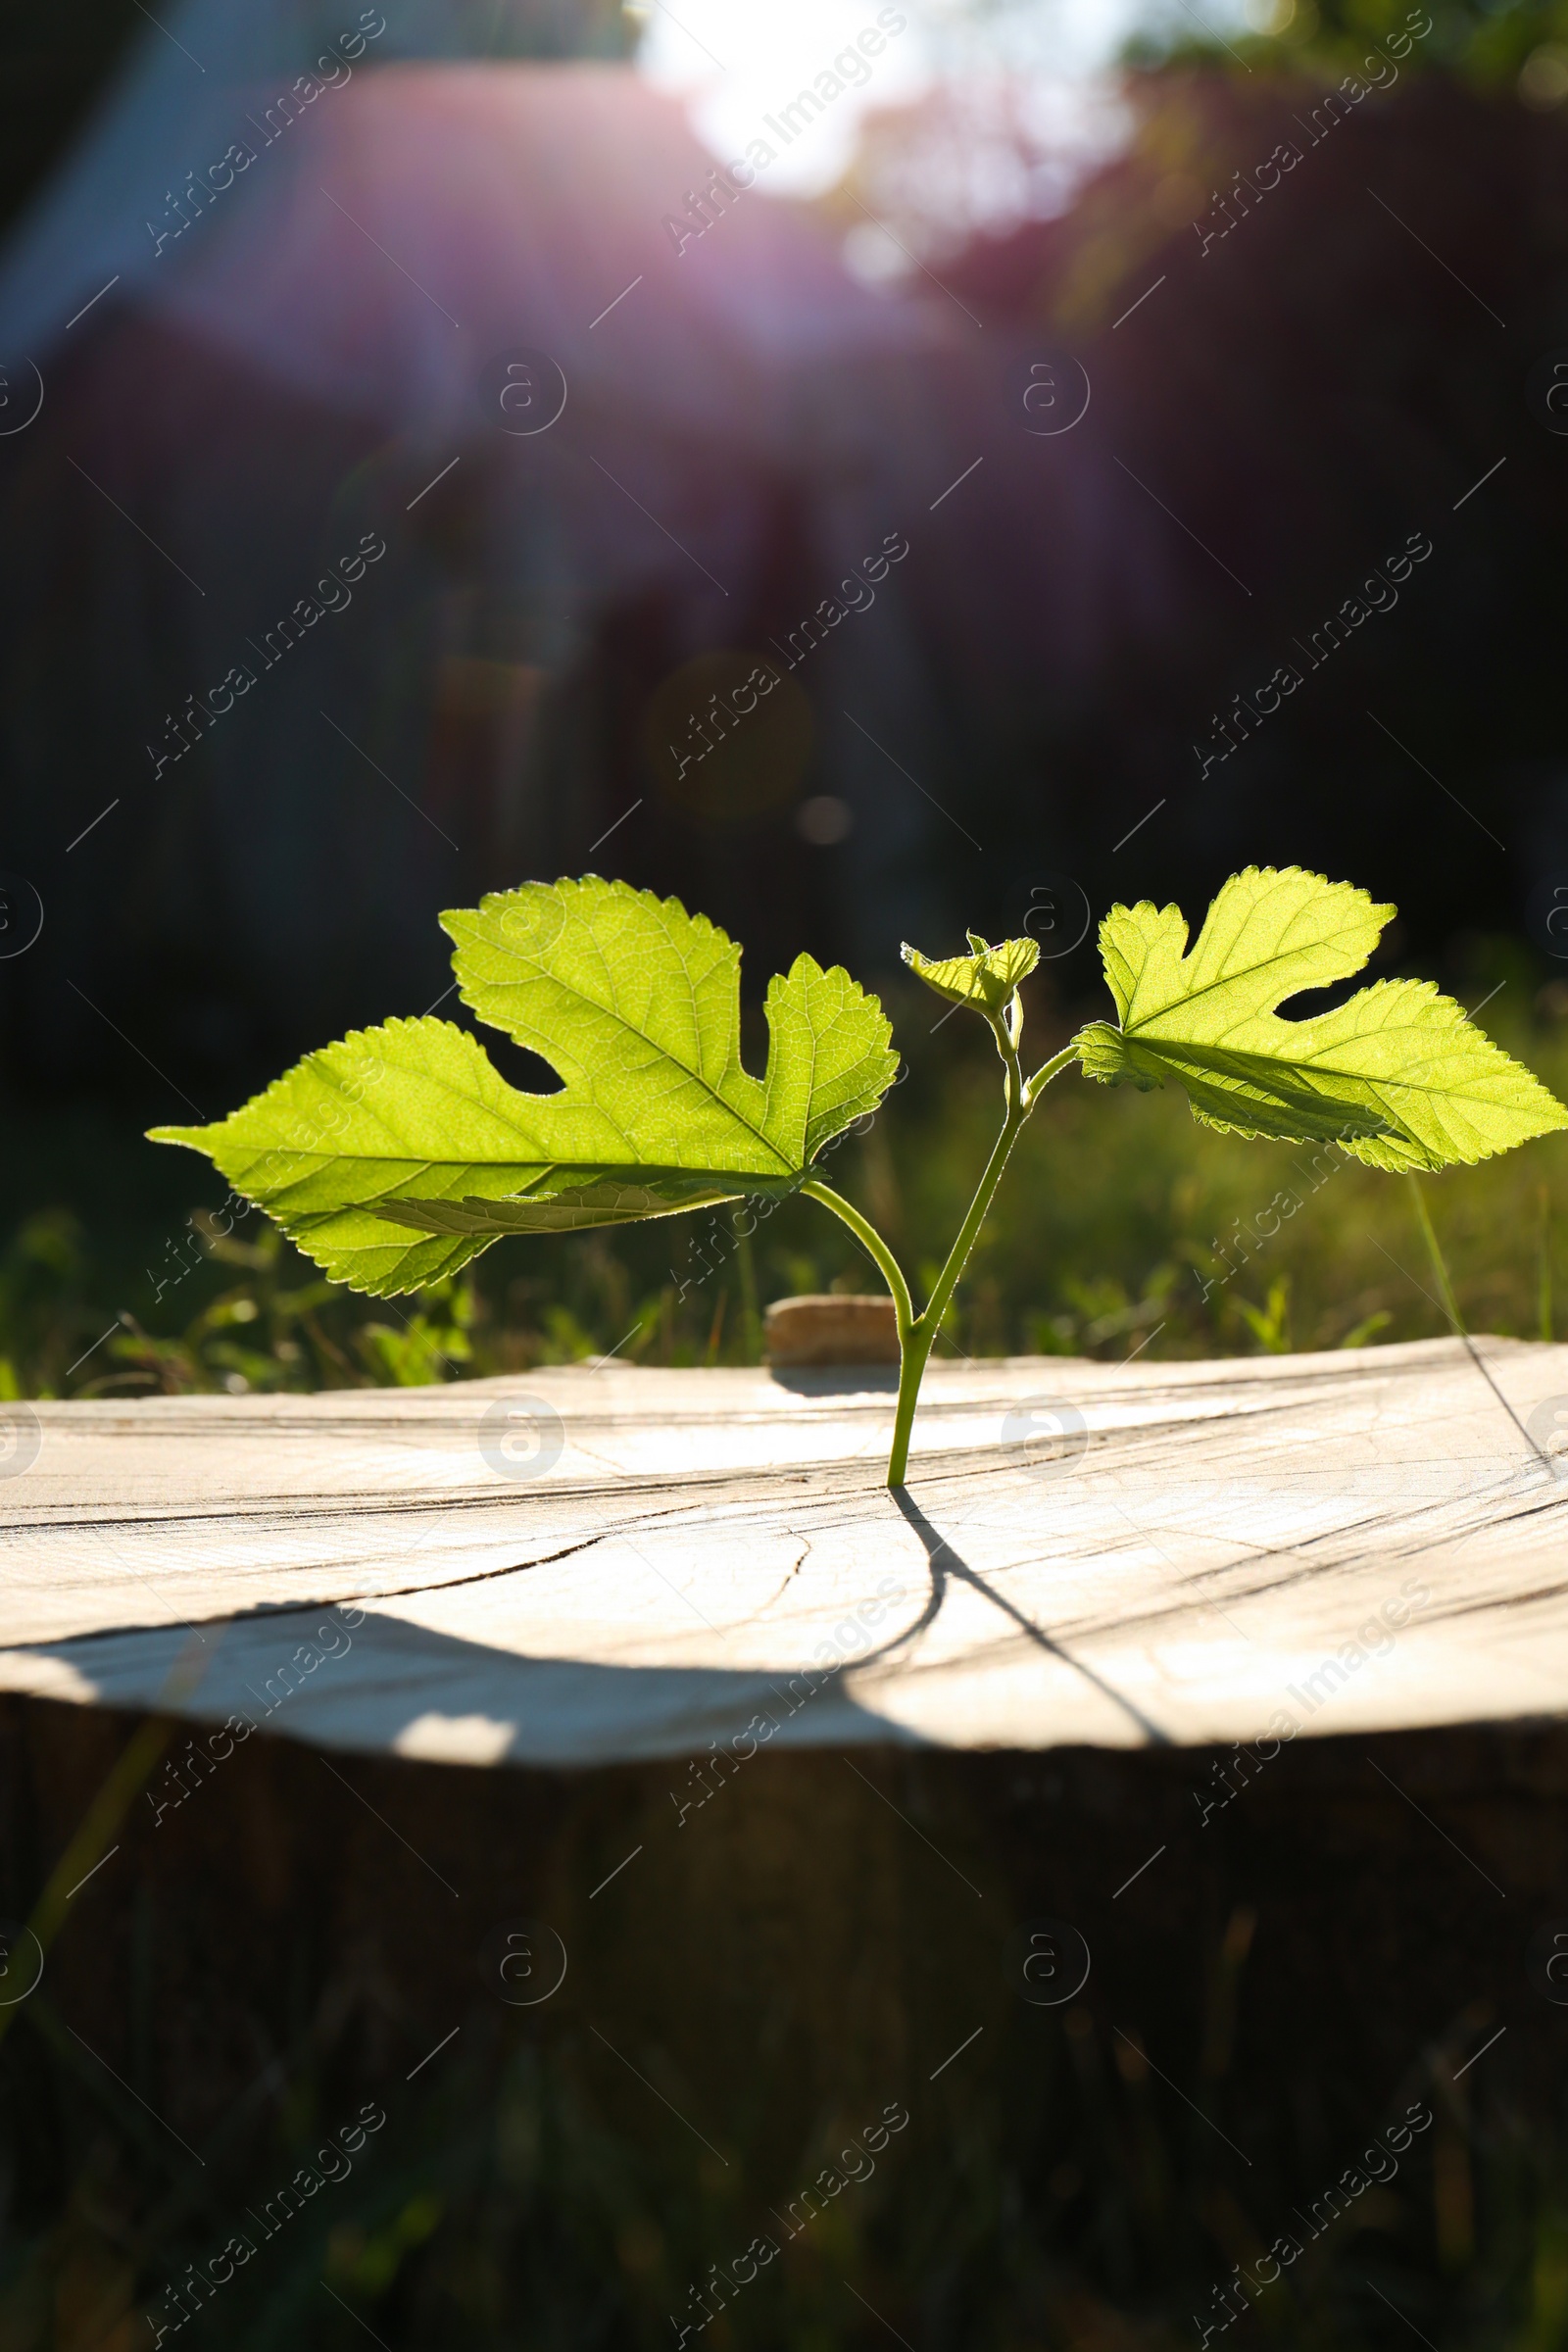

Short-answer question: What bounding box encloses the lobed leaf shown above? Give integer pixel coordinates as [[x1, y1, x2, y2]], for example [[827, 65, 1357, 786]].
[[1076, 865, 1568, 1169], [152, 877, 898, 1296]]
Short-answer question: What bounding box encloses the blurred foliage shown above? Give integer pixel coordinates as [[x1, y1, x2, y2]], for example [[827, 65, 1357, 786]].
[[3, 942, 1567, 1397], [0, 1761, 1564, 2352], [1124, 0, 1568, 104], [5, 1999, 1565, 2349]]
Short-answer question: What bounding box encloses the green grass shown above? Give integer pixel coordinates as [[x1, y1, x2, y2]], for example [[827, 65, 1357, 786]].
[[7, 1727, 1568, 2352], [4, 957, 1566, 1399]]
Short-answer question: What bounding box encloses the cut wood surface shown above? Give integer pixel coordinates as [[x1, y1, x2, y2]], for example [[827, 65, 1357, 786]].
[[2, 1338, 1566, 1767]]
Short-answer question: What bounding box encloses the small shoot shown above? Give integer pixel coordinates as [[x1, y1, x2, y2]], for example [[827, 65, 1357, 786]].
[[153, 867, 1568, 1487]]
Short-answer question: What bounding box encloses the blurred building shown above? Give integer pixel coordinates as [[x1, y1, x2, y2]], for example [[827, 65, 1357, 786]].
[[2, 0, 1567, 1102]]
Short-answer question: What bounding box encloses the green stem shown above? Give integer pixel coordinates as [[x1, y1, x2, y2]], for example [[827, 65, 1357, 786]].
[[1023, 1043, 1082, 1105], [887, 1320, 937, 1493], [920, 1099, 1024, 1347], [799, 1180, 915, 1339], [806, 1026, 1080, 1486], [879, 1123, 1021, 1486]]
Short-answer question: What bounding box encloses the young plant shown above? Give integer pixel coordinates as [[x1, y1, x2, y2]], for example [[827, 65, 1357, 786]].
[[152, 867, 1567, 1485]]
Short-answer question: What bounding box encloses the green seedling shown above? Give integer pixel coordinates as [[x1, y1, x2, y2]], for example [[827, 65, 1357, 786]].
[[153, 866, 1567, 1485]]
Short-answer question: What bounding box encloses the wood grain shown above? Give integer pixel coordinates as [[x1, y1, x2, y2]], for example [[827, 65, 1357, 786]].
[[2, 1337, 1565, 1765]]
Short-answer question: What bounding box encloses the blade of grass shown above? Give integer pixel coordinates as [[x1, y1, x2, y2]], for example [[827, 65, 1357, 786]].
[[1406, 1174, 1464, 1336]]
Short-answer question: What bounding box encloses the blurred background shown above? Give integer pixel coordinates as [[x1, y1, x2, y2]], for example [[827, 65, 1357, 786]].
[[9, 12, 1568, 2350], [2, 0, 1567, 1386]]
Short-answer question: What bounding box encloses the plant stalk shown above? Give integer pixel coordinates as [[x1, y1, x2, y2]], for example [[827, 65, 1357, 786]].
[[882, 1099, 1027, 1484], [798, 1180, 915, 1340], [803, 1013, 1078, 1487], [886, 1319, 937, 1491], [1023, 1044, 1082, 1105]]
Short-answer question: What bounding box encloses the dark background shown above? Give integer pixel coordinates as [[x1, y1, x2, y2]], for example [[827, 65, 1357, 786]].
[[2, 0, 1566, 1112], [3, 1690, 1556, 2351]]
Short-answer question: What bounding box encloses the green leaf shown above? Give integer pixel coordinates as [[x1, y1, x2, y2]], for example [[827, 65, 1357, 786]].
[[902, 932, 1039, 1015], [151, 877, 898, 1296], [1074, 864, 1568, 1170]]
